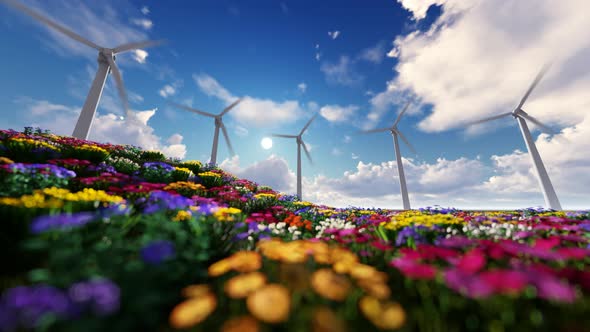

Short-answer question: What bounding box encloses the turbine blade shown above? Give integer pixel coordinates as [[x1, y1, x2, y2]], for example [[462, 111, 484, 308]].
[[220, 123, 235, 156], [397, 130, 417, 155], [113, 39, 165, 54], [301, 141, 313, 165], [393, 101, 412, 127], [220, 98, 242, 116], [299, 113, 318, 136], [357, 127, 391, 134], [169, 102, 216, 117], [463, 112, 512, 127], [271, 134, 297, 138], [106, 57, 130, 120], [517, 63, 551, 110], [1, 0, 101, 50], [518, 112, 557, 136]]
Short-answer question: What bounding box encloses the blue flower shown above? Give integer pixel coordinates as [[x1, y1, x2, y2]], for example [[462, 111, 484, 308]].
[[30, 212, 96, 234], [142, 161, 175, 173], [142, 191, 193, 213], [140, 240, 176, 265]]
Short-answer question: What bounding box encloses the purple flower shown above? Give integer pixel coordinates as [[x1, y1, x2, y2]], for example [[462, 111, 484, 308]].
[[87, 162, 116, 174], [140, 240, 176, 265], [143, 191, 193, 213], [142, 161, 175, 172], [395, 225, 428, 247], [444, 269, 494, 299], [30, 212, 95, 234], [68, 279, 120, 316], [0, 285, 72, 330]]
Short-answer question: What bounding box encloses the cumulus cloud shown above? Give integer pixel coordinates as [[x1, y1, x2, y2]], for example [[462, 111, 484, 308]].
[[320, 56, 363, 86], [193, 73, 309, 127], [132, 49, 149, 64], [328, 31, 341, 40], [6, 0, 154, 65], [140, 6, 150, 15], [358, 42, 386, 64], [297, 82, 307, 93], [131, 18, 153, 30], [219, 155, 296, 192], [158, 85, 176, 98], [319, 104, 359, 123], [17, 97, 187, 159]]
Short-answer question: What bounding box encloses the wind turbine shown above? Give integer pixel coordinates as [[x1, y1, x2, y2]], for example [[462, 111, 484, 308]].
[[271, 114, 317, 201], [462, 64, 562, 210], [170, 99, 242, 165], [358, 102, 415, 210], [1, 0, 163, 140]]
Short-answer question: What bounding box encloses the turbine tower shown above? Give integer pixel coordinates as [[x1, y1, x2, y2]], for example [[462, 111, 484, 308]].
[[271, 114, 317, 201], [463, 64, 562, 210], [359, 102, 415, 210], [170, 99, 242, 165]]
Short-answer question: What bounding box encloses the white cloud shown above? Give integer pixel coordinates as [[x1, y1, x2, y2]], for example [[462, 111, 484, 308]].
[[219, 155, 296, 192], [297, 82, 307, 93], [328, 30, 341, 40], [8, 0, 153, 65], [17, 98, 187, 159], [331, 147, 343, 156], [131, 18, 153, 30], [352, 153, 359, 160], [395, 0, 473, 21], [132, 49, 149, 64], [343, 135, 352, 143], [140, 6, 150, 15], [193, 73, 309, 127], [358, 42, 386, 64], [320, 56, 363, 86], [319, 104, 359, 123], [315, 53, 321, 61], [158, 85, 176, 98]]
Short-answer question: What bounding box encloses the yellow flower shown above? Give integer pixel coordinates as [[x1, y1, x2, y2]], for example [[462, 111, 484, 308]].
[[293, 201, 313, 207], [247, 284, 291, 324], [224, 272, 267, 299], [174, 167, 192, 174], [184, 160, 202, 166], [169, 292, 217, 329], [208, 251, 262, 277], [382, 212, 464, 230], [198, 171, 221, 178], [213, 207, 242, 222], [172, 210, 192, 222], [77, 144, 108, 154], [254, 193, 276, 199], [311, 268, 351, 302]]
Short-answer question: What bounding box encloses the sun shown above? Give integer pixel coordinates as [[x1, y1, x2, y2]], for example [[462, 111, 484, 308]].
[[261, 137, 273, 150]]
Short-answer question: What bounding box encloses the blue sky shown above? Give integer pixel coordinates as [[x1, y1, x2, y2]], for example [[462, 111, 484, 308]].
[[1, 0, 589, 210]]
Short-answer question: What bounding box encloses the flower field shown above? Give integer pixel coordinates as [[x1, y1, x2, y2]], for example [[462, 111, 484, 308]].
[[0, 127, 589, 332]]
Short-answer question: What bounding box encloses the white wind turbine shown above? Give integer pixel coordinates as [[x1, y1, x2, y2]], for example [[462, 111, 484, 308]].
[[170, 99, 242, 165], [1, 0, 163, 140], [358, 102, 415, 210], [462, 64, 562, 210], [271, 114, 318, 201]]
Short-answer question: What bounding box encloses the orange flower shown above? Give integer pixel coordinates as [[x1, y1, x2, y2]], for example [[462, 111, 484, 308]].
[[349, 264, 387, 283], [311, 268, 351, 301], [169, 292, 217, 329], [224, 272, 267, 299], [231, 251, 262, 273], [359, 296, 405, 330], [312, 306, 347, 332], [182, 284, 211, 298], [247, 284, 291, 323], [357, 279, 391, 300], [208, 257, 233, 277], [220, 315, 260, 332]]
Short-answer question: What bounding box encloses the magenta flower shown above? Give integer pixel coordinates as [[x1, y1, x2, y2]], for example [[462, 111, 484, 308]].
[[454, 249, 486, 274], [479, 269, 528, 295], [444, 269, 494, 299]]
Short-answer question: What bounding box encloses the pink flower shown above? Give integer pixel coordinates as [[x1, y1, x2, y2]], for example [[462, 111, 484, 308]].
[[390, 258, 437, 280], [479, 269, 528, 295], [444, 269, 494, 299], [455, 249, 486, 274]]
